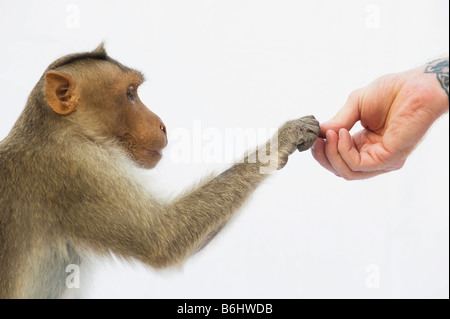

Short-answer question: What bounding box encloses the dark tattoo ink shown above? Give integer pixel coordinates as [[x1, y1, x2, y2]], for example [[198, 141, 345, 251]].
[[424, 58, 449, 98]]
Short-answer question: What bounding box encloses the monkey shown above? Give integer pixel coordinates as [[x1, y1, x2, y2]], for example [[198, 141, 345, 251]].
[[0, 44, 319, 299]]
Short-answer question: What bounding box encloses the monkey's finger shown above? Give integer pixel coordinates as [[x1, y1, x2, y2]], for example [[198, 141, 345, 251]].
[[303, 122, 320, 135], [297, 125, 320, 152], [300, 116, 320, 128], [297, 141, 311, 152], [297, 136, 317, 152], [300, 115, 317, 121]]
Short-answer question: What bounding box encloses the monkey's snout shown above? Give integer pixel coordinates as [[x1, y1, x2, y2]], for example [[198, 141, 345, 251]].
[[159, 123, 168, 147], [160, 124, 166, 135]]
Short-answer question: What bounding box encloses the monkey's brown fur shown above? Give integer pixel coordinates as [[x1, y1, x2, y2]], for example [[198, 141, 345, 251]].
[[0, 44, 319, 298]]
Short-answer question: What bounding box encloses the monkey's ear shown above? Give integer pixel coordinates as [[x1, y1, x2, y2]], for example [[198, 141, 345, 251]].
[[45, 72, 79, 115]]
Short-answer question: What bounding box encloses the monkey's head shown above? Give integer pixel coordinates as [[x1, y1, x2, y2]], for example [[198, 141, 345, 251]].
[[42, 44, 167, 169]]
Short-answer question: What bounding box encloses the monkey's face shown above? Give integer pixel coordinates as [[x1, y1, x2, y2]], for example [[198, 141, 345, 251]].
[[112, 74, 168, 170], [45, 62, 168, 170]]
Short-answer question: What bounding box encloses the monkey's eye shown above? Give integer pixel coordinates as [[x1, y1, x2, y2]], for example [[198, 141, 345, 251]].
[[126, 85, 136, 101]]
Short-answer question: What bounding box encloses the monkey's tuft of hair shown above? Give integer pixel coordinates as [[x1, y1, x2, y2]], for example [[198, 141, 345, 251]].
[[47, 43, 107, 71]]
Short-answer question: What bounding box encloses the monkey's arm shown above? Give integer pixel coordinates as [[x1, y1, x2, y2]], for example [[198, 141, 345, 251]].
[[164, 116, 320, 258], [63, 116, 318, 268]]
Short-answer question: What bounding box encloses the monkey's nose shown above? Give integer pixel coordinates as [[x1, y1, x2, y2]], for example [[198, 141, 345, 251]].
[[160, 124, 167, 135], [159, 123, 168, 147]]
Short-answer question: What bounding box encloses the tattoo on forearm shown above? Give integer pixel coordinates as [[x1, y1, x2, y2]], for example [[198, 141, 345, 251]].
[[424, 58, 449, 97]]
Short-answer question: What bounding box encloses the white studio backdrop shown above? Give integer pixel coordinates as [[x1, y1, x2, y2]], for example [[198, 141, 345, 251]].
[[0, 0, 448, 298]]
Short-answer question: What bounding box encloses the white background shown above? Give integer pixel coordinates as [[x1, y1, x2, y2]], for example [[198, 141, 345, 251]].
[[0, 0, 448, 298]]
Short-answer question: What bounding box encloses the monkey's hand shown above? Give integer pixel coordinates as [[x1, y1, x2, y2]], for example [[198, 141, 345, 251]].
[[273, 115, 319, 170]]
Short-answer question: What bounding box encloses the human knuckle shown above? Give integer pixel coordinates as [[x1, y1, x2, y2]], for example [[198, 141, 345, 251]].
[[347, 89, 360, 102], [393, 160, 406, 171], [347, 162, 359, 171]]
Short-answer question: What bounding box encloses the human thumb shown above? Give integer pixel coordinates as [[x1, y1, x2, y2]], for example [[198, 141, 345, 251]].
[[319, 90, 362, 138]]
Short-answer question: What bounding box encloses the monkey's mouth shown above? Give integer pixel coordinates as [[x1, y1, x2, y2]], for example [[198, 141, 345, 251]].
[[143, 148, 163, 157]]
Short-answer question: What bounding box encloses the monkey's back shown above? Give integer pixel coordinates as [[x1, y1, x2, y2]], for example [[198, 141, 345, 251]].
[[0, 144, 28, 298], [0, 142, 74, 298]]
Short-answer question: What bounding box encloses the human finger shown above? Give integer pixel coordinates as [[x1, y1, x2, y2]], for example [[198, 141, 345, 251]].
[[311, 138, 341, 176], [325, 130, 387, 180], [319, 89, 362, 138]]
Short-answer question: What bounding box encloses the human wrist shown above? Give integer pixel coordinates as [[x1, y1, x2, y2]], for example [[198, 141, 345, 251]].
[[403, 58, 449, 118], [422, 57, 449, 115]]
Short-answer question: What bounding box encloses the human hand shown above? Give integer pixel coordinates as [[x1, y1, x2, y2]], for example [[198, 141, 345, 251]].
[[312, 58, 449, 180]]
